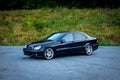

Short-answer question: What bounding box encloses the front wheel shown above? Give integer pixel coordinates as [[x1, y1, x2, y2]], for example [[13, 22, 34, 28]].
[[43, 48, 54, 60], [84, 45, 93, 55]]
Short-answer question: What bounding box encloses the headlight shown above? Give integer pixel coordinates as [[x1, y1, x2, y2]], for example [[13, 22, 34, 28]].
[[34, 46, 41, 50]]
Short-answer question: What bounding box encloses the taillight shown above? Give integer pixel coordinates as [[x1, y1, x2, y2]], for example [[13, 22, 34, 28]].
[[96, 39, 98, 44]]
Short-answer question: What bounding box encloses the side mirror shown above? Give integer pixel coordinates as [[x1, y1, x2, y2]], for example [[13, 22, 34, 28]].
[[60, 39, 66, 43]]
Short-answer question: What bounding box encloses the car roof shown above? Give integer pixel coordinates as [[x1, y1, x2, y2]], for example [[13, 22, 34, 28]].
[[55, 31, 91, 38]]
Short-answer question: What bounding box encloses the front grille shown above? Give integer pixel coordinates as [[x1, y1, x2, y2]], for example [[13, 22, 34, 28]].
[[27, 46, 33, 50]]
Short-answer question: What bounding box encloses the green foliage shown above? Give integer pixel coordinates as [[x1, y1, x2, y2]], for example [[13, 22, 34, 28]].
[[25, 16, 33, 26], [0, 8, 120, 45], [34, 20, 53, 30]]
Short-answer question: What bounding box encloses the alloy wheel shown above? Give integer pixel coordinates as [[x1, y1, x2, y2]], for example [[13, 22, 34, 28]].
[[44, 48, 54, 60], [85, 45, 93, 55]]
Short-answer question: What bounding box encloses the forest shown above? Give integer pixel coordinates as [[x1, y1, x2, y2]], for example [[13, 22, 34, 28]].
[[0, 0, 119, 10]]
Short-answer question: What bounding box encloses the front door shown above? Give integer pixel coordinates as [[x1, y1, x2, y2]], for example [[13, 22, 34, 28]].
[[55, 33, 74, 54]]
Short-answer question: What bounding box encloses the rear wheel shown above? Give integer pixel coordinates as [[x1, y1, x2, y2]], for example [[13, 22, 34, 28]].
[[85, 44, 93, 55], [43, 48, 54, 60]]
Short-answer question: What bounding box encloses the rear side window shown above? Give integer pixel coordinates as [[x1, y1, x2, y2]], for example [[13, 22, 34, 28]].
[[74, 32, 87, 41]]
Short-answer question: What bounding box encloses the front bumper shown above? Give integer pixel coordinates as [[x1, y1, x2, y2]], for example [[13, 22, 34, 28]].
[[23, 48, 43, 57]]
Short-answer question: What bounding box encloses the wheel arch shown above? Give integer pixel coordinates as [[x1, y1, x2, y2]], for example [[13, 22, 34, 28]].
[[84, 43, 90, 47]]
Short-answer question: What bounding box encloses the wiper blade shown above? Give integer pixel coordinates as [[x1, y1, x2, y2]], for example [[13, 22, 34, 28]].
[[43, 39, 53, 42], [47, 39, 53, 41]]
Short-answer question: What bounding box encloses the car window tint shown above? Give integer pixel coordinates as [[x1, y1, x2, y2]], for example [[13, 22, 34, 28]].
[[74, 32, 86, 41], [47, 33, 64, 41], [62, 33, 73, 42]]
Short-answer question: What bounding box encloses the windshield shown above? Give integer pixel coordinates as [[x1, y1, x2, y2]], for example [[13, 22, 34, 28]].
[[44, 33, 65, 41]]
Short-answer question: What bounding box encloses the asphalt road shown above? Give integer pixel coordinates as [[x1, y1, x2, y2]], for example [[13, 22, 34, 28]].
[[0, 46, 120, 80]]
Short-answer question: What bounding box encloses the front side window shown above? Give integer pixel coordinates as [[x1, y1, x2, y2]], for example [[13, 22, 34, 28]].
[[44, 33, 65, 41], [62, 33, 73, 42]]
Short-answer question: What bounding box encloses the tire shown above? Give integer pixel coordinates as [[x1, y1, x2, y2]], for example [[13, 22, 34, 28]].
[[43, 48, 54, 60], [84, 44, 93, 55]]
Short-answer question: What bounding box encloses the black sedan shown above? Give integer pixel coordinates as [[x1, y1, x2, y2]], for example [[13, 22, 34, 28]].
[[23, 31, 98, 59]]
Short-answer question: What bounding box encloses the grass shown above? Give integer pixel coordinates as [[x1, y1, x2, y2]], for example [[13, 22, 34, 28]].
[[0, 8, 120, 45]]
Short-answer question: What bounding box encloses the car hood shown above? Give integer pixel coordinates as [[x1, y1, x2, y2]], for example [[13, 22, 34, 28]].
[[27, 40, 57, 47]]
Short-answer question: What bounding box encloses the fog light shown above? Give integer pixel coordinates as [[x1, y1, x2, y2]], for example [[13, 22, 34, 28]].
[[35, 54, 38, 56]]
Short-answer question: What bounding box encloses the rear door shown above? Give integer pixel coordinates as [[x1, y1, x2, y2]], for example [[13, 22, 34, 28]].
[[73, 32, 88, 53]]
